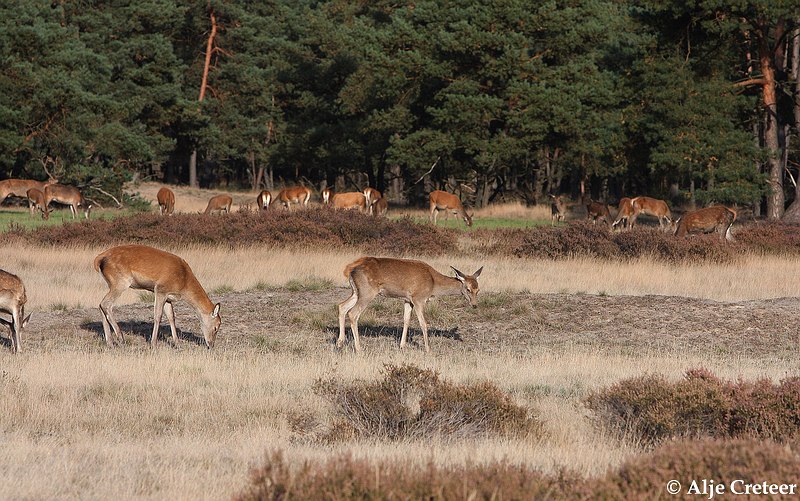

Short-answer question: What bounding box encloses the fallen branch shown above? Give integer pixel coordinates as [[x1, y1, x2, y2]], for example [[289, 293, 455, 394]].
[[91, 187, 122, 208], [413, 156, 441, 185]]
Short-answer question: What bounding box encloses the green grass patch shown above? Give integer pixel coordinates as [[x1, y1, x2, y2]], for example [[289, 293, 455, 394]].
[[0, 207, 137, 231], [284, 276, 335, 292]]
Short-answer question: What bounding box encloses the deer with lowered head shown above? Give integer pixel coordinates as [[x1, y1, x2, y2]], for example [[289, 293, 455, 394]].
[[429, 190, 473, 227], [337, 256, 483, 353], [27, 188, 50, 220], [674, 205, 737, 240], [157, 187, 175, 215]]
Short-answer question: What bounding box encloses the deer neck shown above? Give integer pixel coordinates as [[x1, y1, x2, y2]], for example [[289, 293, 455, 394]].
[[431, 271, 463, 296], [183, 278, 215, 316]]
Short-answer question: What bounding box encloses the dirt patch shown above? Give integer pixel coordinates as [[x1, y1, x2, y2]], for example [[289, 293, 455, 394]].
[[11, 288, 799, 360]]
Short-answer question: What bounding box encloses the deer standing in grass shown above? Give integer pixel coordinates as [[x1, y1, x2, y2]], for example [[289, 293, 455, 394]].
[[0, 179, 57, 205], [0, 269, 31, 354], [674, 206, 737, 240], [203, 194, 232, 214], [429, 190, 473, 227], [277, 186, 312, 209], [631, 196, 672, 230], [363, 187, 382, 215], [549, 194, 566, 224], [45, 184, 91, 219], [321, 187, 333, 205], [27, 188, 50, 220], [584, 197, 612, 228], [337, 257, 482, 353], [94, 245, 221, 349], [332, 192, 367, 211], [156, 187, 175, 215], [257, 190, 272, 212], [612, 197, 635, 230]]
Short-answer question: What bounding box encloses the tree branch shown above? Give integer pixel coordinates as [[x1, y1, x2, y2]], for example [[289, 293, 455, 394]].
[[413, 156, 440, 185]]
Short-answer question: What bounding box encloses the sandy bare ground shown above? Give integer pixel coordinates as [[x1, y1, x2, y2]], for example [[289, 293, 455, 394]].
[[13, 287, 799, 360]]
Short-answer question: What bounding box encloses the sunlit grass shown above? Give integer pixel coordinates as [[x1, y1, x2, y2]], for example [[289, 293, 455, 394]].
[[0, 207, 138, 230]]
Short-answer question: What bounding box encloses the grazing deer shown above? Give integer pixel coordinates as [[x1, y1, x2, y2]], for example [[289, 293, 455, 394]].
[[45, 184, 92, 219], [27, 188, 50, 220], [203, 194, 232, 215], [257, 190, 272, 212], [332, 192, 367, 211], [1, 179, 57, 205], [549, 194, 566, 224], [0, 269, 31, 354], [631, 196, 672, 230], [363, 187, 382, 215], [674, 206, 737, 240], [612, 197, 635, 230], [584, 198, 612, 227], [277, 186, 312, 209], [429, 190, 473, 227], [156, 187, 175, 215], [94, 245, 221, 349], [373, 196, 389, 217], [321, 187, 333, 205], [337, 257, 482, 353]]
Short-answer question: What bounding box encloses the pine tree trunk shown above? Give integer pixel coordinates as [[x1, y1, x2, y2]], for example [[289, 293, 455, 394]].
[[190, 9, 218, 189], [760, 34, 784, 219], [782, 24, 800, 222]]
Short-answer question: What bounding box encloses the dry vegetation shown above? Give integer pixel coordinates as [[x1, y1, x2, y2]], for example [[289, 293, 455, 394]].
[[1, 184, 799, 500]]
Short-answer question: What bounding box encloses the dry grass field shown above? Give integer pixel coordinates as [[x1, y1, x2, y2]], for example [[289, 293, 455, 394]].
[[1, 184, 799, 500]]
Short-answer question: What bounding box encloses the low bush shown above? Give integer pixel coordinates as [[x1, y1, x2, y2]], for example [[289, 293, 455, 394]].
[[585, 368, 800, 445], [313, 364, 539, 441], [236, 439, 800, 500]]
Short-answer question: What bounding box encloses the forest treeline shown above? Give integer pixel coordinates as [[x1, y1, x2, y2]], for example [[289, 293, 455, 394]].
[[1, 1, 799, 217]]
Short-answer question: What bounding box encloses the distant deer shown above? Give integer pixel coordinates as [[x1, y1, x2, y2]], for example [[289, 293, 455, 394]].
[[26, 188, 50, 220], [584, 197, 612, 227], [0, 178, 57, 205], [674, 206, 737, 240], [157, 187, 175, 215], [429, 190, 473, 227], [373, 196, 389, 217], [45, 184, 91, 219], [612, 197, 635, 230], [363, 187, 382, 215], [277, 186, 312, 209], [337, 257, 482, 353], [332, 192, 367, 211], [94, 244, 221, 348], [257, 190, 272, 212], [320, 187, 333, 205], [203, 194, 232, 215], [549, 194, 566, 224], [0, 269, 31, 354], [631, 196, 672, 230]]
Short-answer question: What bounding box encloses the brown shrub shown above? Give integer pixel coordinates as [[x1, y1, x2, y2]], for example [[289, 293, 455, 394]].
[[313, 364, 539, 441], [236, 439, 800, 500], [586, 368, 800, 445]]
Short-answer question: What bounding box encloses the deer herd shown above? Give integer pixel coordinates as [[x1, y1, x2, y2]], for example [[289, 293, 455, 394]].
[[1, 180, 741, 355]]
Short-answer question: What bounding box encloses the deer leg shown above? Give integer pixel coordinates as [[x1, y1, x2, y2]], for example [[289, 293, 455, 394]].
[[429, 203, 436, 224], [11, 308, 21, 354], [99, 287, 126, 346], [337, 286, 358, 349], [151, 292, 168, 348], [164, 300, 178, 345], [412, 300, 430, 353], [399, 301, 413, 349], [346, 288, 377, 354], [70, 204, 77, 219]]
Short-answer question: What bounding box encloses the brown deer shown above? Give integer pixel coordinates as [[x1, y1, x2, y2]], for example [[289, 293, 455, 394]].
[[321, 187, 333, 205], [332, 192, 367, 211], [631, 196, 672, 230], [257, 190, 272, 212], [45, 184, 91, 219], [612, 197, 635, 230], [94, 245, 221, 349], [549, 194, 566, 224], [1, 179, 57, 205], [584, 197, 612, 227], [674, 206, 737, 240], [0, 269, 31, 354], [277, 186, 312, 209], [156, 187, 175, 215], [203, 194, 232, 214], [26, 188, 50, 220], [338, 257, 482, 353], [429, 190, 473, 227], [373, 196, 389, 217], [363, 187, 382, 215]]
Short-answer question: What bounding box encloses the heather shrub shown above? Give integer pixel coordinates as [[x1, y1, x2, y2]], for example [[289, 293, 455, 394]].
[[734, 221, 800, 254], [586, 368, 800, 445], [313, 364, 539, 441]]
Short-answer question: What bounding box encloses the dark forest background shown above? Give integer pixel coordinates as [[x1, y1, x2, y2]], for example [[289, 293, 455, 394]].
[[1, 1, 799, 218]]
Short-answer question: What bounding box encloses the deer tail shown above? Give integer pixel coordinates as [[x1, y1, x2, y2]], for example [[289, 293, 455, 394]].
[[343, 257, 369, 278]]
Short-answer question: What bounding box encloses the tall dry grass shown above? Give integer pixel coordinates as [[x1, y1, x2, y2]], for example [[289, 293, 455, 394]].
[[3, 243, 798, 310]]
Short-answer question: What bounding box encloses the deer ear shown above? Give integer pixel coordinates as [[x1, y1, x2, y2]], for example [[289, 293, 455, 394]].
[[22, 313, 32, 327], [212, 303, 221, 318], [473, 266, 483, 278], [450, 266, 466, 282]]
